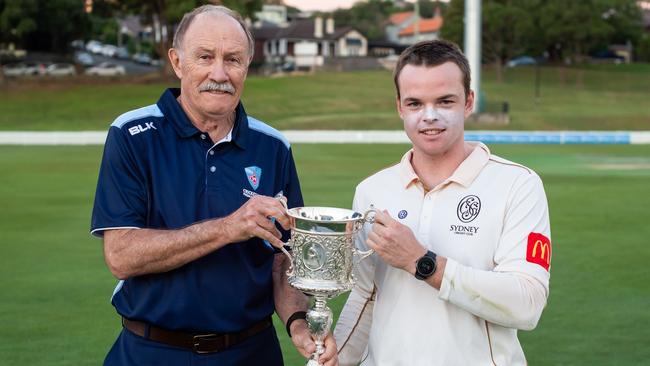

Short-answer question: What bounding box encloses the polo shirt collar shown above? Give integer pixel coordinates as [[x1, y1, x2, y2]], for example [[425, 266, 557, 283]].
[[156, 88, 249, 149], [399, 142, 491, 189]]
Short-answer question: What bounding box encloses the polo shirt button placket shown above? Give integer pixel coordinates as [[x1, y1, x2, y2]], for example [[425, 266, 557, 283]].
[[420, 192, 435, 237]]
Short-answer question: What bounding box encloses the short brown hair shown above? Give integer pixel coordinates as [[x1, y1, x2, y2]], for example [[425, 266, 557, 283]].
[[173, 5, 254, 60], [393, 40, 471, 98]]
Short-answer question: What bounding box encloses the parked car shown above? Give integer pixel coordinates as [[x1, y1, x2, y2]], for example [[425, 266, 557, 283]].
[[2, 62, 48, 76], [101, 45, 118, 57], [590, 50, 625, 64], [150, 58, 163, 67], [85, 62, 126, 76], [24, 62, 49, 75], [2, 63, 26, 77], [46, 63, 76, 76], [114, 47, 130, 60], [506, 55, 537, 68], [86, 40, 104, 54], [132, 52, 152, 65], [74, 51, 94, 66], [70, 39, 85, 50]]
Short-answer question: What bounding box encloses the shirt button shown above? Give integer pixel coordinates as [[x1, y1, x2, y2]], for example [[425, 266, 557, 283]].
[[201, 134, 207, 140], [209, 150, 214, 155], [210, 166, 216, 173]]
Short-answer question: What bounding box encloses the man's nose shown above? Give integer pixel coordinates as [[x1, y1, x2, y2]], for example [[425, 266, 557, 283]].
[[422, 106, 438, 122], [208, 60, 228, 82]]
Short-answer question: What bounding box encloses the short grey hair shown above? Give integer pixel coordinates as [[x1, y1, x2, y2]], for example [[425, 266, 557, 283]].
[[172, 5, 254, 60]]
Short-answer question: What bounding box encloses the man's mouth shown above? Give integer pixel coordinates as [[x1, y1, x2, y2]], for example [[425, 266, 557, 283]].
[[203, 89, 232, 95], [420, 128, 445, 136]]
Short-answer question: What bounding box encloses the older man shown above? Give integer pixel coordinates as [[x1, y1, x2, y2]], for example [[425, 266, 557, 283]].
[[91, 5, 336, 366]]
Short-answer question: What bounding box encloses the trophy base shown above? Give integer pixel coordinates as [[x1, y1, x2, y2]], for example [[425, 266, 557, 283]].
[[288, 277, 353, 297], [305, 358, 322, 366]]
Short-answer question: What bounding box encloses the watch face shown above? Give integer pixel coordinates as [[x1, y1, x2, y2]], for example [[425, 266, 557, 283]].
[[417, 257, 435, 275]]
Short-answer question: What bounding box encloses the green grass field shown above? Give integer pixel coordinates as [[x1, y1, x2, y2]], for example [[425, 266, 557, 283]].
[[1, 143, 649, 365], [1, 64, 649, 131]]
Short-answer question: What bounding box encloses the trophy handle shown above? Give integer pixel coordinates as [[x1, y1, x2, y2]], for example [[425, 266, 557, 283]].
[[279, 243, 294, 276], [363, 206, 377, 224], [354, 207, 377, 262], [274, 194, 294, 275]]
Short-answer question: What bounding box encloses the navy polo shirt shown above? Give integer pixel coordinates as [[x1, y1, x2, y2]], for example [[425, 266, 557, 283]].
[[91, 88, 303, 333]]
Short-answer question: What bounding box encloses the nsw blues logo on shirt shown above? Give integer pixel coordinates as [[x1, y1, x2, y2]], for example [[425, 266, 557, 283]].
[[244, 166, 262, 190]]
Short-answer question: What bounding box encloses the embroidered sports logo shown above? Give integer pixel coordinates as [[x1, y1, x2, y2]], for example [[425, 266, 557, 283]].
[[457, 195, 481, 223], [526, 232, 552, 271], [398, 210, 408, 219], [244, 166, 262, 190], [128, 122, 156, 136]]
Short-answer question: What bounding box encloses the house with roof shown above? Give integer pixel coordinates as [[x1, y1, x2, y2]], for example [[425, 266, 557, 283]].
[[252, 16, 367, 70], [385, 8, 444, 45]]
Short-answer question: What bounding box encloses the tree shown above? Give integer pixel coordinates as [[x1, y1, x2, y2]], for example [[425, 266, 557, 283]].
[[1, 0, 90, 52], [441, 0, 644, 80], [331, 0, 399, 41], [0, 0, 38, 48], [482, 0, 540, 81], [539, 0, 615, 63], [111, 0, 262, 76], [442, 0, 540, 82]]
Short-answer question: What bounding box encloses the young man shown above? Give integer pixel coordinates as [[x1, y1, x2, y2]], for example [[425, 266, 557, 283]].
[[334, 40, 552, 365], [91, 5, 337, 366]]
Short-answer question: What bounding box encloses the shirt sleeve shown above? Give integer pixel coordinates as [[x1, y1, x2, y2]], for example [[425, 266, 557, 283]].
[[438, 172, 551, 330], [334, 188, 376, 365], [90, 126, 148, 237]]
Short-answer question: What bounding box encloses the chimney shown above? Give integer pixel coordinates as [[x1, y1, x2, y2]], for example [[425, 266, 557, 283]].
[[314, 16, 323, 38], [326, 18, 335, 34]]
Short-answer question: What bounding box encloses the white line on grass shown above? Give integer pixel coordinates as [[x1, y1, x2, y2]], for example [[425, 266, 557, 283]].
[[1, 131, 649, 145]]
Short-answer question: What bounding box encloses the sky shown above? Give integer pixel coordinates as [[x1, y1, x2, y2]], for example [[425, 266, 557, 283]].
[[282, 0, 449, 12], [282, 0, 362, 12]]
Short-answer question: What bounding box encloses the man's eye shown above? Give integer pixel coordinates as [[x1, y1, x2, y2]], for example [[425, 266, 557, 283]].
[[228, 57, 241, 64], [199, 55, 211, 60], [407, 102, 420, 107]]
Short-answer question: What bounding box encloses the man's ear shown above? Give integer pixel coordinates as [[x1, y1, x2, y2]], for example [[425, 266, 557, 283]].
[[464, 90, 475, 118], [168, 48, 183, 79]]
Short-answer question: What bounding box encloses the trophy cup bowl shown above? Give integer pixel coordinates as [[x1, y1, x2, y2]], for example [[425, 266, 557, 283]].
[[282, 206, 375, 366]]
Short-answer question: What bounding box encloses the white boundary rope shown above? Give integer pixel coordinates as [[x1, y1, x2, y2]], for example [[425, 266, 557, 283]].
[[1, 131, 649, 145]]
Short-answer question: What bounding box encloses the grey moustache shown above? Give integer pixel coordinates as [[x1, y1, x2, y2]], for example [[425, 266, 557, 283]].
[[199, 82, 235, 94]]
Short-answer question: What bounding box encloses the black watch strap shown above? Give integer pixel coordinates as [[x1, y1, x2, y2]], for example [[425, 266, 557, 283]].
[[286, 311, 307, 338]]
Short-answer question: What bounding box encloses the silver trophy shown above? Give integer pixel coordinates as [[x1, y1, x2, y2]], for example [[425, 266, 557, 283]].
[[279, 206, 375, 366]]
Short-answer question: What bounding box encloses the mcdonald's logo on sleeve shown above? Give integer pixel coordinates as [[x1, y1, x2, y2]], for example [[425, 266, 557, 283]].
[[526, 232, 551, 271]]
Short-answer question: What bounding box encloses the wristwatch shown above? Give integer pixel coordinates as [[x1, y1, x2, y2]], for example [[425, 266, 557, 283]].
[[415, 250, 437, 280]]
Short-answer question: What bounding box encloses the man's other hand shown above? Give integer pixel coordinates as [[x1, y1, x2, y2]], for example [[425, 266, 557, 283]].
[[291, 320, 338, 366], [221, 195, 291, 248]]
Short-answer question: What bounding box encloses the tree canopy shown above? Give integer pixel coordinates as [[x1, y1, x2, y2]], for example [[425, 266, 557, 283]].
[[441, 0, 644, 65]]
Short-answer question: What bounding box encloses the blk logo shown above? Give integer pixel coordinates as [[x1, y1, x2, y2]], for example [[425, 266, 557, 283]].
[[457, 195, 481, 223], [128, 122, 156, 136]]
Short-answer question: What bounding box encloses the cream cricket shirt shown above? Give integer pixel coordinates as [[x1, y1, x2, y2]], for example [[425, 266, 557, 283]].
[[334, 142, 551, 366]]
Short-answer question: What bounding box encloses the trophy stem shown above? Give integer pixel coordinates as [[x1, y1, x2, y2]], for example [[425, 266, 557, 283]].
[[305, 295, 332, 366]]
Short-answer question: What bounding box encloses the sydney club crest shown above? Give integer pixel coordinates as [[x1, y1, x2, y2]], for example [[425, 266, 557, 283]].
[[244, 166, 262, 190], [457, 195, 481, 223]]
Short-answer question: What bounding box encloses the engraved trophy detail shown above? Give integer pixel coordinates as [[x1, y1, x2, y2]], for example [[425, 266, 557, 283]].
[[279, 206, 375, 366]]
